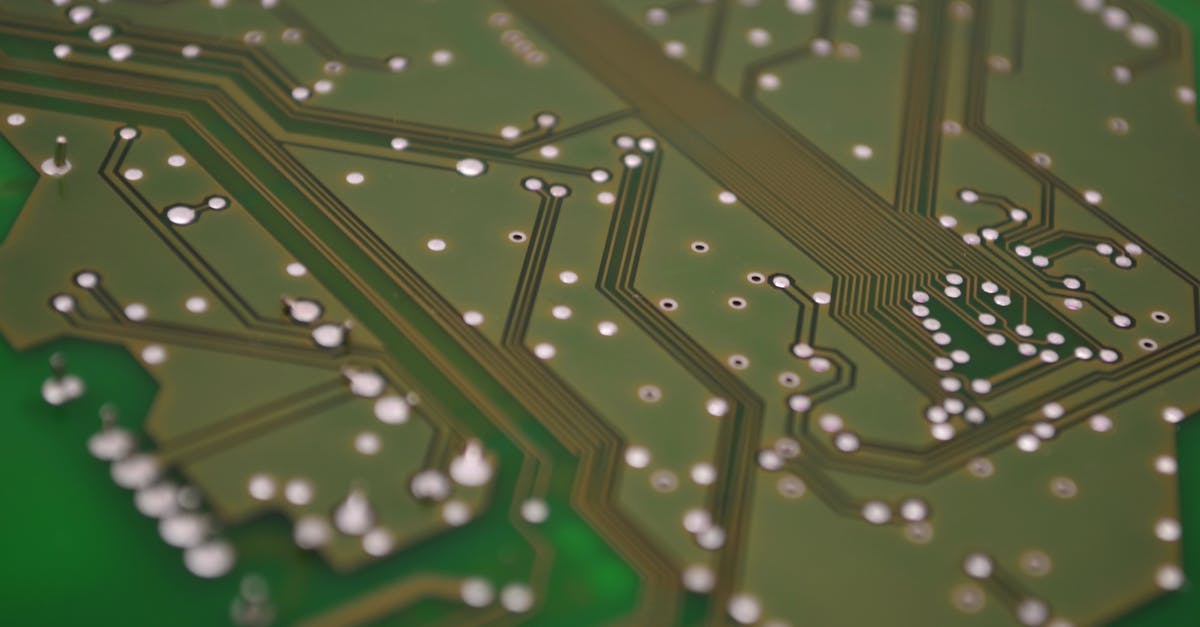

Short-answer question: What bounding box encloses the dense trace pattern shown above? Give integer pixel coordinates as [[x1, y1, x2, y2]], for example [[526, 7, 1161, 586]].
[[1, 0, 1198, 625]]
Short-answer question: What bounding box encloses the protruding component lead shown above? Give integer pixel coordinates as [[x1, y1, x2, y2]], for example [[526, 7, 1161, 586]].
[[312, 321, 350, 348], [333, 487, 375, 536], [88, 404, 135, 460], [342, 366, 385, 398], [282, 296, 323, 324], [231, 574, 276, 626], [41, 352, 84, 406], [449, 439, 494, 487], [40, 136, 72, 176], [54, 135, 68, 168]]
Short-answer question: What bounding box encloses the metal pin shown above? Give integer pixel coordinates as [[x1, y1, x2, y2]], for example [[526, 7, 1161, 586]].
[[49, 352, 67, 378], [40, 138, 72, 176], [99, 403, 117, 427], [54, 135, 68, 168]]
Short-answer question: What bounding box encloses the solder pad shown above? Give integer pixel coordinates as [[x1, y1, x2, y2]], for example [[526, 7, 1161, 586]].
[[1, 1, 1199, 626]]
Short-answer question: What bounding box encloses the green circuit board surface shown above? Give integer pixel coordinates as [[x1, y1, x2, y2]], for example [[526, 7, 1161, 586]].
[[1, 1, 1200, 626]]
